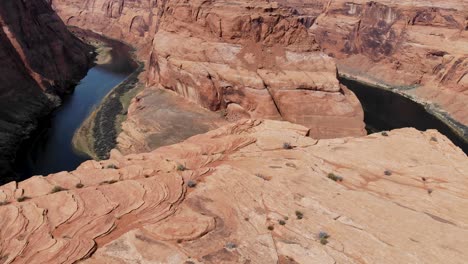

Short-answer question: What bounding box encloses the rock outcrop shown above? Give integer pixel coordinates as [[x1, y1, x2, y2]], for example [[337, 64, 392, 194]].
[[0, 0, 92, 181], [51, 0, 367, 141], [1, 120, 467, 263], [51, 0, 468, 140], [309, 0, 468, 125]]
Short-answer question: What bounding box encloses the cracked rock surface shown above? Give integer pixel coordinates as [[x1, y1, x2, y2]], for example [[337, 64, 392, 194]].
[[1, 119, 467, 263]]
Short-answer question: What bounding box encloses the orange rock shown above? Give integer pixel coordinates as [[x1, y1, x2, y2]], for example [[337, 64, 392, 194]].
[[1, 120, 467, 263]]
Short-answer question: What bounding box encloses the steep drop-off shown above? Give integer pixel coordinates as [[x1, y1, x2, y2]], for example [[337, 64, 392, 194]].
[[51, 0, 367, 146], [0, 0, 93, 180], [51, 0, 467, 150], [1, 120, 467, 263]]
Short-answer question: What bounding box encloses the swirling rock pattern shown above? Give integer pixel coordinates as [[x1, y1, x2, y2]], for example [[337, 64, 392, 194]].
[[1, 119, 467, 263]]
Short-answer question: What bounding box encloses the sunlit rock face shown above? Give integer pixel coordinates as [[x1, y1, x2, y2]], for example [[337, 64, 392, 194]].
[[52, 0, 468, 132], [0, 0, 92, 180], [309, 0, 468, 125], [1, 120, 468, 263], [51, 0, 367, 139]]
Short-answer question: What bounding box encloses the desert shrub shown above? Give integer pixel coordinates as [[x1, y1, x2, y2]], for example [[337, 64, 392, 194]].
[[17, 196, 30, 202], [327, 173, 343, 182], [318, 231, 330, 245], [76, 183, 84, 188], [278, 220, 286, 225], [283, 142, 293, 150], [187, 180, 197, 188], [381, 131, 389, 137], [225, 242, 237, 249], [384, 170, 392, 176], [295, 210, 304, 220], [177, 164, 187, 171], [51, 186, 67, 193]]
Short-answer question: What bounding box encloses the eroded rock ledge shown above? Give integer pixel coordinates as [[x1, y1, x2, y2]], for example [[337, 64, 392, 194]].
[[1, 120, 467, 263]]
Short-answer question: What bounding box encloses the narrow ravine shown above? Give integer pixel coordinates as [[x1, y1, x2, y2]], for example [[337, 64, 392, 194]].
[[14, 36, 136, 179]]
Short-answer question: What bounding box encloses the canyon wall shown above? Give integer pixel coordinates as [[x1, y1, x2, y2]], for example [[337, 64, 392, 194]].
[[51, 0, 367, 140], [310, 0, 468, 126], [0, 0, 92, 180], [51, 0, 468, 143], [1, 120, 467, 263]]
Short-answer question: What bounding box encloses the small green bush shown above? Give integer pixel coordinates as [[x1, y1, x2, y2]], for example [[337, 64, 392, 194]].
[[100, 180, 118, 185], [177, 164, 187, 171], [381, 131, 389, 137], [327, 173, 343, 182], [107, 164, 118, 169], [278, 220, 286, 225], [187, 180, 197, 188], [283, 142, 293, 150], [51, 186, 67, 193], [384, 170, 392, 176], [319, 231, 330, 245], [17, 196, 30, 202], [225, 242, 237, 249], [295, 210, 304, 220]]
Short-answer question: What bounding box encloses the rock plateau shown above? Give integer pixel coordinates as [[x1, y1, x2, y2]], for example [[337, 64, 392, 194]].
[[1, 120, 467, 263]]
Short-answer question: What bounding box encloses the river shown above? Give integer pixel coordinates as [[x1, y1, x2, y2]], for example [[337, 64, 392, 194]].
[[341, 77, 468, 154], [15, 38, 135, 179]]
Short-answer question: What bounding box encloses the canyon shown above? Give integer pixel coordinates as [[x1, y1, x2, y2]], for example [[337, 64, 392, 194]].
[[0, 0, 467, 263], [0, 0, 92, 181], [50, 0, 467, 154]]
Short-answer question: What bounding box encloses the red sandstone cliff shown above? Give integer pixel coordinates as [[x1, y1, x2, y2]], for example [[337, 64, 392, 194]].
[[0, 0, 92, 180], [51, 0, 468, 141], [51, 0, 367, 142], [310, 0, 468, 125]]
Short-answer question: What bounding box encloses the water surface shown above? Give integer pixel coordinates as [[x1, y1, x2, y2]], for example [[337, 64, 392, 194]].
[[341, 77, 468, 154], [16, 45, 134, 178]]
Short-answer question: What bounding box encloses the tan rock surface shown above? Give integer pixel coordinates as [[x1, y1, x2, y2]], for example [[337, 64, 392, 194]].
[[1, 120, 467, 263]]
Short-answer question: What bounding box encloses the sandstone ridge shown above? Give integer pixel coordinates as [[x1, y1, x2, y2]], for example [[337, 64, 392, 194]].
[[1, 120, 467, 263]]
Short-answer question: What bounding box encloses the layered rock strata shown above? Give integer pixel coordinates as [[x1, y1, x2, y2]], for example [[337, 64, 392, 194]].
[[0, 0, 92, 180], [308, 0, 468, 125], [1, 120, 467, 263], [51, 0, 468, 143], [51, 0, 367, 141]]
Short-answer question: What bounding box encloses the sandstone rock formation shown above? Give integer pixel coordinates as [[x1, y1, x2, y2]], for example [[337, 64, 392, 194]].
[[117, 88, 227, 155], [51, 0, 468, 139], [311, 0, 468, 126], [1, 120, 467, 263], [0, 0, 92, 181], [51, 0, 367, 141]]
